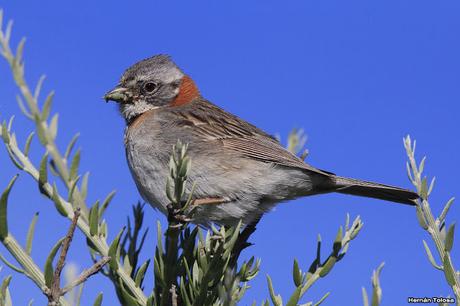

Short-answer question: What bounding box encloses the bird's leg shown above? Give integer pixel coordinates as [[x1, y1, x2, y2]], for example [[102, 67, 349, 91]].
[[167, 203, 192, 228], [192, 197, 227, 206]]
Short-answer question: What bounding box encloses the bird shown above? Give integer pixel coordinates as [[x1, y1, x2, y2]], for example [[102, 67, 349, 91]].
[[104, 55, 418, 225]]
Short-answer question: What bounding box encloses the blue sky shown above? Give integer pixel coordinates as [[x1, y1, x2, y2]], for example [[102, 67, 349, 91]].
[[0, 1, 459, 305]]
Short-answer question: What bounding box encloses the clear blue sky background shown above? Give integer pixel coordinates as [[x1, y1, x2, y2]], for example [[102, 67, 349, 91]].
[[0, 1, 459, 305]]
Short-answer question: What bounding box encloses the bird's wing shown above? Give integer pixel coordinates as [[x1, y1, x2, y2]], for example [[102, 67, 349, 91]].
[[170, 99, 333, 177]]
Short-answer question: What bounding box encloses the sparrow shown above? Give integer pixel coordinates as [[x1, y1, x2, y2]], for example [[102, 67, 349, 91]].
[[104, 55, 418, 225]]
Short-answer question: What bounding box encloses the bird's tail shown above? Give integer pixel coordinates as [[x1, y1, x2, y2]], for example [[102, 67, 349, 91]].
[[331, 176, 418, 206]]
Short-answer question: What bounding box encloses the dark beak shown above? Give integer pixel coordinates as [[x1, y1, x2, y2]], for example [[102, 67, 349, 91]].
[[103, 86, 129, 103]]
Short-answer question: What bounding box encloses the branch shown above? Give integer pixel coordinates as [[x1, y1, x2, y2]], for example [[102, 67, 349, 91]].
[[404, 136, 460, 299], [0, 11, 148, 305], [61, 256, 110, 295]]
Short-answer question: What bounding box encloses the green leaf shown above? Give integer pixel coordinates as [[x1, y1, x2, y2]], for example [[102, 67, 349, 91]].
[[319, 256, 337, 278], [34, 115, 47, 145], [108, 228, 125, 271], [314, 292, 330, 306], [439, 197, 455, 227], [15, 38, 26, 63], [444, 223, 455, 252], [422, 240, 442, 270], [49, 114, 59, 140], [1, 121, 9, 144], [0, 275, 12, 304], [420, 177, 428, 199], [0, 175, 18, 239], [266, 275, 282, 306], [38, 153, 49, 196], [293, 259, 302, 287], [80, 172, 90, 201], [41, 91, 54, 121], [92, 292, 103, 306], [65, 133, 80, 160], [416, 205, 428, 230], [67, 176, 81, 203], [89, 202, 100, 236], [51, 183, 68, 217], [44, 238, 64, 288], [99, 190, 116, 218], [69, 149, 81, 180], [0, 252, 25, 273], [25, 212, 39, 255], [16, 95, 32, 119], [333, 226, 343, 255], [119, 283, 141, 306], [23, 132, 34, 157], [443, 254, 456, 286], [146, 294, 155, 306], [135, 260, 150, 287], [286, 285, 301, 306], [362, 287, 369, 306], [371, 263, 384, 306], [33, 75, 46, 100]]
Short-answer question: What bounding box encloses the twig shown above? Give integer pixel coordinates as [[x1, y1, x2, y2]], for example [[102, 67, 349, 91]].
[[170, 284, 178, 306], [0, 13, 147, 305], [61, 256, 110, 295], [48, 209, 81, 305]]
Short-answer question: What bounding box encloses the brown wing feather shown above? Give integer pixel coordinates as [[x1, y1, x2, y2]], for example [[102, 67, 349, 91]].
[[170, 98, 332, 176]]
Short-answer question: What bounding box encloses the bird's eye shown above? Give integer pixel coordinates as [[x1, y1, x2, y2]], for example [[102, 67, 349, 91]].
[[143, 82, 158, 93]]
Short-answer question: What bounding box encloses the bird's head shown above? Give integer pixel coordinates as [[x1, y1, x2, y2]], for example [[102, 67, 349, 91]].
[[104, 55, 200, 123]]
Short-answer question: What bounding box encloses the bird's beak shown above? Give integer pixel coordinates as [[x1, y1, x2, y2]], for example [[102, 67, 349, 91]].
[[103, 86, 130, 103]]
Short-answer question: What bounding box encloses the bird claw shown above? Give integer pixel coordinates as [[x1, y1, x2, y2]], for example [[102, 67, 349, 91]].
[[167, 204, 192, 226]]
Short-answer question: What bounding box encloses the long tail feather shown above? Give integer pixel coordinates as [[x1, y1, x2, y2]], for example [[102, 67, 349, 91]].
[[332, 176, 418, 206]]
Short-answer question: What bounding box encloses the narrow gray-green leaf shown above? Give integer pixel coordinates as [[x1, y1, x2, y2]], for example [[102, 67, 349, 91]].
[[33, 75, 46, 100], [92, 292, 103, 306], [16, 95, 32, 119], [1, 275, 12, 301], [286, 285, 301, 306], [41, 91, 54, 121], [1, 121, 9, 144], [89, 202, 100, 236], [362, 287, 369, 306], [422, 240, 443, 270], [319, 256, 337, 278], [266, 275, 282, 306], [80, 172, 90, 201], [108, 228, 125, 271], [44, 238, 64, 288], [49, 114, 59, 141], [293, 259, 302, 287], [99, 190, 116, 218], [314, 292, 330, 306], [0, 252, 25, 273], [439, 197, 455, 226], [119, 284, 141, 306], [445, 223, 455, 252], [25, 212, 39, 255], [135, 260, 150, 287], [65, 133, 80, 160], [38, 153, 49, 196], [51, 183, 68, 217], [0, 175, 18, 239], [7, 116, 14, 132], [69, 149, 81, 181], [416, 205, 428, 230], [443, 254, 456, 286], [15, 38, 26, 63], [23, 132, 34, 156]]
